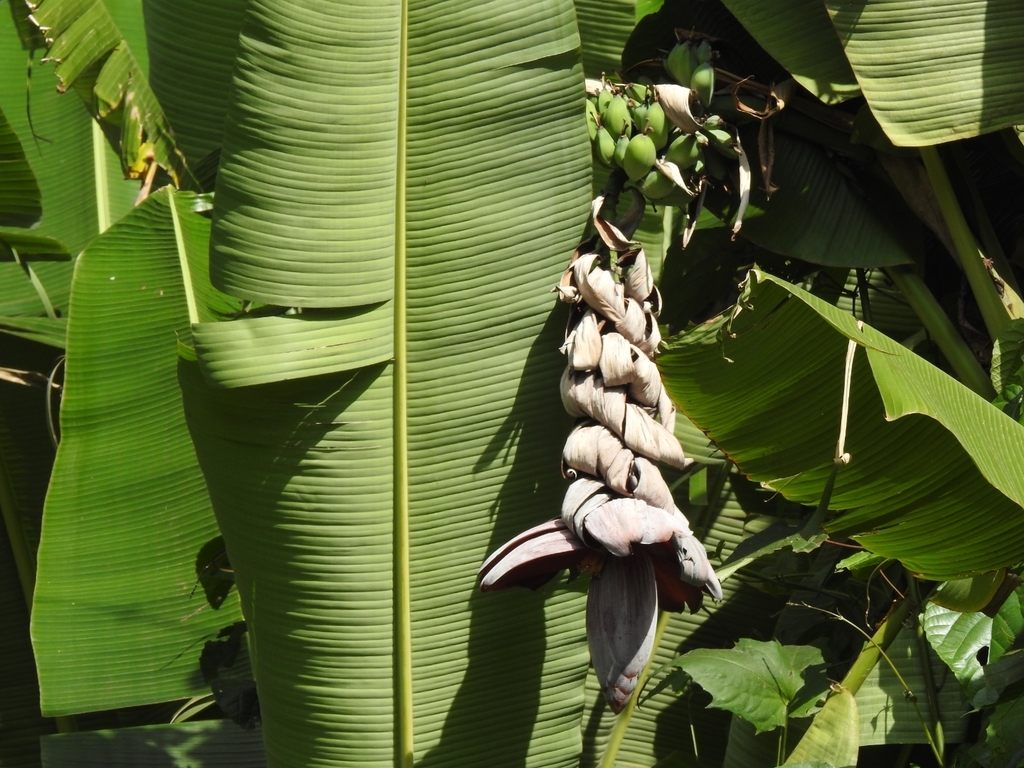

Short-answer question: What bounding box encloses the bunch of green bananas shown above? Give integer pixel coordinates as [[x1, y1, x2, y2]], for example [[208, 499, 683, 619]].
[[585, 54, 743, 212]]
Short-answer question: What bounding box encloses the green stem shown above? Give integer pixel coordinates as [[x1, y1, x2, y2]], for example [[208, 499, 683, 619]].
[[948, 145, 1021, 297], [885, 265, 995, 399], [919, 145, 1008, 341], [168, 190, 199, 326], [893, 742, 913, 768], [840, 598, 912, 696], [836, 595, 945, 766], [778, 714, 788, 766], [12, 249, 58, 320], [599, 611, 672, 768], [92, 120, 111, 233]]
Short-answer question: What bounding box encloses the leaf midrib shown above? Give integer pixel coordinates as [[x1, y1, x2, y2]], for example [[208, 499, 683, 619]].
[[393, 0, 412, 765]]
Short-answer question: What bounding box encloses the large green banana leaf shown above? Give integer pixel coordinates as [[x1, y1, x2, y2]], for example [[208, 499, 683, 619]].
[[0, 3, 139, 322], [19, 0, 190, 184], [143, 0, 248, 168], [575, 0, 636, 79], [31, 189, 243, 715], [823, 0, 1024, 146], [182, 1, 596, 766], [659, 270, 1024, 581], [718, 0, 859, 105]]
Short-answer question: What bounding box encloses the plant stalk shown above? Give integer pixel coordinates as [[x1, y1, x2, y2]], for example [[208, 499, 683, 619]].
[[947, 145, 1021, 297], [840, 597, 912, 696], [919, 146, 1009, 341], [855, 269, 874, 326], [884, 265, 995, 399]]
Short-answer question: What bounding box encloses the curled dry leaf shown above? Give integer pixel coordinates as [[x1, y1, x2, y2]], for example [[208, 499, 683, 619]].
[[591, 191, 645, 250], [599, 332, 634, 386], [574, 254, 625, 323], [654, 158, 696, 197], [563, 310, 603, 370], [619, 250, 654, 303], [733, 137, 750, 237], [654, 84, 701, 133]]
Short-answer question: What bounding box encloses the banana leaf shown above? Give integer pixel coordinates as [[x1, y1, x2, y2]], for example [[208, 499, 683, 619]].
[[854, 628, 968, 745], [719, 0, 859, 105], [823, 0, 1024, 146], [143, 0, 248, 168], [659, 269, 1024, 580], [184, 1, 597, 765], [576, 0, 636, 80], [31, 189, 243, 716], [0, 101, 41, 227]]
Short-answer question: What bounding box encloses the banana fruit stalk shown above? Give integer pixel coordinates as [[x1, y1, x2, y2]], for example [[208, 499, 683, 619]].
[[480, 192, 721, 713]]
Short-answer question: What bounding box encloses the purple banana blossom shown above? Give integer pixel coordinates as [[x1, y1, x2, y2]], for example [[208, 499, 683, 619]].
[[479, 505, 721, 712], [480, 192, 721, 713]]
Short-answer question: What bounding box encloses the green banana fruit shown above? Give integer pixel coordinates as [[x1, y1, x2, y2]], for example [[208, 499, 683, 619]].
[[695, 40, 712, 65], [704, 127, 739, 158], [664, 42, 697, 88], [586, 100, 600, 142], [644, 103, 669, 150], [613, 133, 631, 168], [690, 62, 715, 108], [602, 96, 631, 139], [665, 133, 700, 169], [623, 134, 656, 182], [595, 127, 616, 167], [625, 83, 650, 102], [597, 88, 613, 114], [702, 114, 722, 131], [629, 100, 648, 135], [640, 169, 674, 200]]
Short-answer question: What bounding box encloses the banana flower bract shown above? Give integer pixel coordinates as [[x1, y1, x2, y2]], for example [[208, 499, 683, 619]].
[[479, 193, 721, 712]]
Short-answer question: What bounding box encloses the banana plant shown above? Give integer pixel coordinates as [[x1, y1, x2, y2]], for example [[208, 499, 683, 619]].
[[6, 0, 1024, 767]]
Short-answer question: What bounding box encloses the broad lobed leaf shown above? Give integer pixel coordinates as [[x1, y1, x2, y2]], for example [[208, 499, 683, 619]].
[[32, 189, 243, 715], [824, 0, 1024, 146], [660, 270, 1024, 580], [189, 1, 596, 765]]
